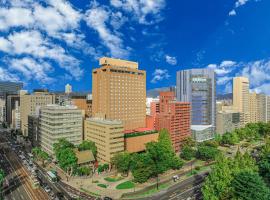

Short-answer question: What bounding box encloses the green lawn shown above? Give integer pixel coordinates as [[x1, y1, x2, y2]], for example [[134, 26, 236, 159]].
[[116, 181, 135, 189], [97, 183, 108, 188], [104, 176, 123, 182]]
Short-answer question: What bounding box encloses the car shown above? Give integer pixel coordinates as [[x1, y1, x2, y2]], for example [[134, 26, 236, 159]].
[[44, 186, 51, 193]]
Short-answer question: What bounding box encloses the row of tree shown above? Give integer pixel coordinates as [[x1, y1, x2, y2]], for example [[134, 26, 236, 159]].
[[112, 129, 184, 186], [202, 122, 270, 200], [217, 122, 270, 145]]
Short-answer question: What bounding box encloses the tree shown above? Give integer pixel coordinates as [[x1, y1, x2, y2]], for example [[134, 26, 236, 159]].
[[53, 138, 74, 157], [202, 156, 233, 200], [130, 153, 154, 183], [196, 145, 220, 161], [78, 140, 97, 157], [231, 171, 270, 200], [0, 169, 5, 200], [111, 152, 131, 176], [181, 137, 196, 147], [180, 145, 195, 161], [32, 147, 49, 167], [221, 132, 239, 145], [57, 148, 77, 181]]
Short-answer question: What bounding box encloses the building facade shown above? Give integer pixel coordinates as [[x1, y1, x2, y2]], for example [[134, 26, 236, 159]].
[[65, 84, 72, 94], [84, 118, 124, 163], [233, 77, 250, 125], [155, 91, 191, 152], [72, 96, 92, 118], [92, 57, 146, 130], [11, 100, 20, 129], [0, 98, 5, 123], [176, 69, 216, 141], [20, 91, 55, 136], [28, 115, 39, 147], [39, 105, 83, 155], [216, 111, 241, 135], [6, 95, 20, 126]]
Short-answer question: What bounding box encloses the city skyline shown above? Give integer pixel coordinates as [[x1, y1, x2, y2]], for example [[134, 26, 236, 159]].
[[0, 0, 270, 95]]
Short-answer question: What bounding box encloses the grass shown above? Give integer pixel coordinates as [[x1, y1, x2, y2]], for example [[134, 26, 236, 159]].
[[80, 188, 101, 197], [104, 176, 123, 182], [116, 181, 135, 190], [97, 183, 108, 188]]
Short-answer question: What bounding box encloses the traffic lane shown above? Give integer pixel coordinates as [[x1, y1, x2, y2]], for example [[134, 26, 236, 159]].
[[150, 172, 208, 200]]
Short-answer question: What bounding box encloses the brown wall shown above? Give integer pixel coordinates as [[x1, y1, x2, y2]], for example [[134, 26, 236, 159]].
[[125, 133, 158, 153]]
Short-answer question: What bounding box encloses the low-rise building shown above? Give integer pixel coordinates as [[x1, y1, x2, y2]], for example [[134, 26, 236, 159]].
[[216, 111, 241, 135], [124, 128, 158, 153], [84, 118, 124, 163], [39, 104, 83, 155]]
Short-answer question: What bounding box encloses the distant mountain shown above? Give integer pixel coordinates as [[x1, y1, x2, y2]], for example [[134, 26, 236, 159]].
[[217, 93, 232, 100], [147, 87, 173, 98]]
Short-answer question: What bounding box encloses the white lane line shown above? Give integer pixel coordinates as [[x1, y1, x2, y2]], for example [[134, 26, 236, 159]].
[[168, 184, 202, 200], [4, 154, 34, 200]]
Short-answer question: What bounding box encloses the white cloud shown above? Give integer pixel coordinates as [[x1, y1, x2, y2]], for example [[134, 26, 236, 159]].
[[85, 4, 129, 58], [110, 0, 166, 25], [0, 66, 19, 82], [9, 57, 54, 83], [0, 30, 83, 80], [151, 69, 170, 83], [207, 60, 236, 76], [0, 7, 34, 30], [165, 55, 177, 65], [229, 10, 236, 16], [228, 0, 257, 16]]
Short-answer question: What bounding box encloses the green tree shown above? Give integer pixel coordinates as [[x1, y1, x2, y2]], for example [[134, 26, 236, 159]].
[[231, 171, 270, 200], [57, 148, 77, 181], [78, 140, 97, 157], [221, 132, 239, 145], [180, 145, 195, 161], [196, 145, 220, 161], [181, 137, 196, 147], [0, 169, 5, 200], [202, 156, 233, 200], [53, 138, 74, 157], [130, 153, 154, 183], [32, 147, 49, 167], [111, 152, 131, 176]]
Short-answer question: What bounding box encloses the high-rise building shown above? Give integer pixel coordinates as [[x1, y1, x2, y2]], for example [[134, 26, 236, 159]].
[[176, 69, 216, 141], [92, 57, 146, 130], [249, 92, 267, 123], [216, 111, 241, 135], [0, 98, 5, 123], [65, 84, 72, 94], [6, 95, 20, 125], [39, 105, 83, 155], [155, 91, 191, 152], [233, 77, 250, 125], [84, 118, 124, 163], [267, 96, 270, 122], [11, 100, 20, 129], [20, 91, 55, 136], [28, 115, 39, 147]]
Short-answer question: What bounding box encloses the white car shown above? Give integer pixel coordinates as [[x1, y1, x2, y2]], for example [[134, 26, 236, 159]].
[[44, 186, 51, 193]]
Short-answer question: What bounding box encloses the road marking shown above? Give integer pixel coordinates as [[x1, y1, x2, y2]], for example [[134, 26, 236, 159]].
[[168, 184, 203, 200], [4, 154, 35, 200]]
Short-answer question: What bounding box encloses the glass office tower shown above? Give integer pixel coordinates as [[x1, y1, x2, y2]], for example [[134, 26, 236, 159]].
[[176, 69, 216, 141]]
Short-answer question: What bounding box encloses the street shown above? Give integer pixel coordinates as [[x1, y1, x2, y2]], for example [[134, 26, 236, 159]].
[[0, 130, 49, 200]]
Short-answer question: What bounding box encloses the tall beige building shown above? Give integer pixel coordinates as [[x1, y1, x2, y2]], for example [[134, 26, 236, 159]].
[[267, 96, 270, 122], [39, 105, 83, 155], [233, 77, 250, 125], [249, 92, 267, 123], [20, 91, 55, 136], [92, 57, 146, 130], [84, 118, 124, 163]]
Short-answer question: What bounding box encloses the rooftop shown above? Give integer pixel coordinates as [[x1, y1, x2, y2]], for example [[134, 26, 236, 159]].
[[86, 117, 123, 125]]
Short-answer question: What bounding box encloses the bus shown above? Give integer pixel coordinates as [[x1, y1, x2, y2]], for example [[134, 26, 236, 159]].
[[47, 171, 57, 183]]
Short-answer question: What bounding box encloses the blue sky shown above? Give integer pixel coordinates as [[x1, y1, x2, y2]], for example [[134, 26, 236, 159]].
[[0, 0, 270, 94]]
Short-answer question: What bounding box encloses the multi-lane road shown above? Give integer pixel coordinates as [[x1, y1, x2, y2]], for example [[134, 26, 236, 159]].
[[0, 132, 49, 200]]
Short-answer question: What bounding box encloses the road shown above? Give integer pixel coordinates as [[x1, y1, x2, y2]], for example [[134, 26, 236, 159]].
[[133, 172, 208, 200], [0, 131, 49, 200]]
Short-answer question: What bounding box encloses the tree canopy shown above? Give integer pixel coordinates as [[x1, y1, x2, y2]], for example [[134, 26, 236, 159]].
[[78, 140, 97, 157]]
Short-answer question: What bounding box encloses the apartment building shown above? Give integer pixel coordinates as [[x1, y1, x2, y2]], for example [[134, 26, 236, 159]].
[[20, 90, 55, 136], [39, 105, 83, 155], [84, 118, 124, 163], [155, 91, 191, 152], [92, 57, 146, 130]]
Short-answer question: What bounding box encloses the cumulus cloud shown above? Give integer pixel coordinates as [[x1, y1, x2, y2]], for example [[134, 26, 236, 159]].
[[0, 66, 19, 82], [85, 4, 129, 58], [228, 0, 259, 16], [165, 55, 177, 65], [151, 69, 170, 83], [208, 59, 270, 95], [110, 0, 166, 25]]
